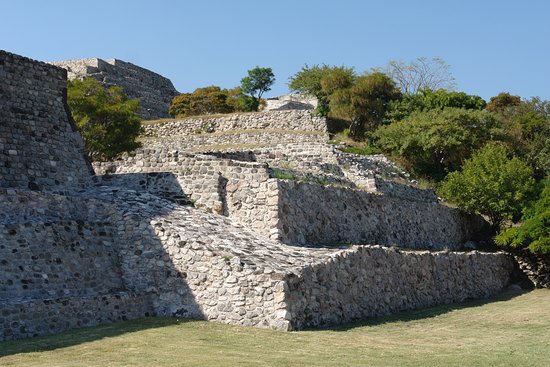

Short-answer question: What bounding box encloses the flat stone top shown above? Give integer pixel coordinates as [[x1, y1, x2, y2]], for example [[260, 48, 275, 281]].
[[1, 186, 346, 274], [90, 187, 343, 273], [1, 50, 67, 76]]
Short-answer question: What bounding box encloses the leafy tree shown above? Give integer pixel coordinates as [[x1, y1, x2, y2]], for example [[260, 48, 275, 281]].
[[384, 57, 456, 94], [375, 108, 501, 179], [330, 72, 401, 139], [67, 77, 142, 161], [439, 143, 535, 232], [240, 67, 275, 111], [169, 93, 193, 117], [225, 87, 248, 112], [486, 92, 521, 114], [493, 97, 550, 179], [170, 86, 234, 117], [386, 89, 486, 123], [288, 64, 355, 116], [496, 179, 550, 254]]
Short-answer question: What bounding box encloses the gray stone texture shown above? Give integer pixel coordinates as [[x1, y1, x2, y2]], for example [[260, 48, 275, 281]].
[[0, 50, 93, 191], [50, 58, 178, 120], [0, 51, 516, 342], [142, 110, 328, 137], [263, 94, 318, 111]]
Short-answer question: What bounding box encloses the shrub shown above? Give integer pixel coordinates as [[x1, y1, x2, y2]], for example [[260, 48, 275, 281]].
[[169, 86, 234, 117], [439, 143, 535, 232], [375, 108, 501, 180], [496, 179, 550, 254]]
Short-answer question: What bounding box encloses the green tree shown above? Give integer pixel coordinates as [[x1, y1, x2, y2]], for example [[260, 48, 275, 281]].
[[240, 67, 275, 111], [486, 92, 521, 114], [329, 72, 401, 139], [288, 64, 355, 116], [493, 97, 550, 179], [169, 86, 234, 117], [375, 108, 501, 179], [386, 89, 486, 123], [439, 143, 535, 232], [67, 77, 142, 161], [496, 179, 550, 254]]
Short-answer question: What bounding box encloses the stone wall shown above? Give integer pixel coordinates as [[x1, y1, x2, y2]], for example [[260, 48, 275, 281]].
[[0, 189, 156, 341], [50, 58, 178, 119], [142, 110, 327, 136], [0, 50, 93, 191], [141, 130, 329, 152], [0, 50, 518, 342], [275, 180, 489, 249], [263, 94, 317, 111], [93, 149, 273, 215], [510, 249, 550, 288], [92, 144, 489, 250], [2, 293, 154, 340], [285, 246, 514, 329], [0, 186, 514, 340]]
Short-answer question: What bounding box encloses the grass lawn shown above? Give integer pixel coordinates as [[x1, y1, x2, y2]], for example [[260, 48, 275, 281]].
[[1, 289, 549, 367]]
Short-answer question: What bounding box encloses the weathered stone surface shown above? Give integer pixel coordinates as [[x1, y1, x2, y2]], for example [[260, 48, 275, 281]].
[[142, 110, 328, 137], [50, 58, 178, 119], [275, 180, 488, 249], [0, 50, 93, 191], [94, 146, 488, 250], [0, 50, 518, 342], [510, 248, 550, 288], [286, 246, 514, 329], [263, 94, 318, 111]]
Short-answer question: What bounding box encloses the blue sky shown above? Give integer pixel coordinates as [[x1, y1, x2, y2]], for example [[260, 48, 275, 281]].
[[2, 0, 549, 101]]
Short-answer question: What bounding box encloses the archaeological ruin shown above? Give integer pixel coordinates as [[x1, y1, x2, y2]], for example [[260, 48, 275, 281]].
[[1, 50, 516, 341]]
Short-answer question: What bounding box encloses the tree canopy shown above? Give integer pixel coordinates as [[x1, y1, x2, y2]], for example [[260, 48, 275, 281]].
[[386, 89, 486, 123], [67, 77, 142, 161], [329, 73, 401, 139], [496, 179, 550, 254], [240, 67, 275, 111], [288, 64, 355, 116], [375, 108, 500, 179], [384, 57, 456, 94], [169, 86, 235, 117], [492, 96, 550, 179], [439, 143, 535, 232], [486, 92, 522, 114]]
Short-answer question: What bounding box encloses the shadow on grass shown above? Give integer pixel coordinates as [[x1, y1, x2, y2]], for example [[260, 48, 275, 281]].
[[326, 288, 530, 332], [0, 290, 531, 357], [0, 317, 190, 357]]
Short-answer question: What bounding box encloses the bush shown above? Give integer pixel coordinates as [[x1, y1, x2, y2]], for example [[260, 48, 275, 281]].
[[496, 179, 550, 254], [375, 108, 500, 180], [169, 86, 234, 117], [329, 72, 401, 139], [386, 89, 486, 123], [288, 64, 356, 117], [439, 143, 535, 232]]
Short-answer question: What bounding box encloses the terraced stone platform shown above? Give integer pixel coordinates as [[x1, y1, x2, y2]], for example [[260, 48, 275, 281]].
[[0, 50, 515, 341]]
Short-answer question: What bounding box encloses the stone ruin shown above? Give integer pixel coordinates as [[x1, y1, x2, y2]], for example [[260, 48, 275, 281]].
[[1, 50, 515, 341], [50, 57, 179, 120], [263, 94, 317, 111]]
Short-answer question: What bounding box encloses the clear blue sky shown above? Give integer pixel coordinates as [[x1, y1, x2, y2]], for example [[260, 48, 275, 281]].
[[2, 0, 549, 101]]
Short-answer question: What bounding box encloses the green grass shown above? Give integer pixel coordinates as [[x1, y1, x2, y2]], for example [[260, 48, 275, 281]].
[[1, 289, 549, 366]]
